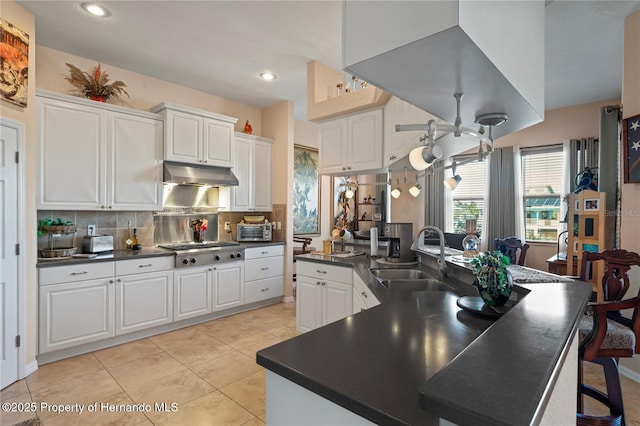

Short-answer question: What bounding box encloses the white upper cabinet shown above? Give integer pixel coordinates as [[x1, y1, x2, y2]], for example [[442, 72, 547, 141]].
[[222, 133, 273, 212], [151, 102, 237, 167], [382, 97, 439, 168], [319, 108, 383, 175], [37, 90, 163, 211]]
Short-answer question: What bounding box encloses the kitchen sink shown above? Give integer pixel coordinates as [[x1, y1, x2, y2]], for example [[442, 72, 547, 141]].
[[369, 268, 453, 292], [378, 278, 454, 292], [369, 268, 431, 280]]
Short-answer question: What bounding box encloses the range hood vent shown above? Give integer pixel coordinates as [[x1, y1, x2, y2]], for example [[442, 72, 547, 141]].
[[163, 161, 239, 186]]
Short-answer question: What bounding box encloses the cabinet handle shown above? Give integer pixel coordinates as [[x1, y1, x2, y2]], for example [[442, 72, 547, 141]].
[[316, 281, 320, 286], [203, 160, 207, 163], [347, 166, 351, 170], [108, 206, 112, 209], [70, 271, 88, 276], [261, 251, 269, 254], [109, 280, 114, 284], [342, 167, 346, 171], [261, 288, 269, 292], [101, 205, 106, 209], [117, 278, 122, 282], [208, 268, 213, 271], [138, 263, 153, 268], [361, 291, 367, 298], [321, 281, 326, 286], [389, 155, 396, 161], [261, 267, 269, 270], [316, 269, 327, 274]]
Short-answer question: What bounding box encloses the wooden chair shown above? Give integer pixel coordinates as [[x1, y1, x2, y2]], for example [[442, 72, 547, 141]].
[[577, 249, 640, 426], [493, 236, 529, 266], [293, 237, 315, 256]]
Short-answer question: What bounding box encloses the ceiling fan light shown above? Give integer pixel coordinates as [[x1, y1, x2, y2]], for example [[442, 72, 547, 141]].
[[443, 175, 462, 191], [345, 188, 355, 199], [81, 3, 109, 16], [409, 145, 442, 171], [391, 187, 402, 199], [409, 184, 421, 197]]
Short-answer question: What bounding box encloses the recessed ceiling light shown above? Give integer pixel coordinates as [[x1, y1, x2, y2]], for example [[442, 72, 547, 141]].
[[81, 3, 109, 17], [259, 72, 276, 81]]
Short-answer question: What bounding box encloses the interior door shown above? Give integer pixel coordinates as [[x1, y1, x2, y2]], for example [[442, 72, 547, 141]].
[[0, 119, 20, 389]]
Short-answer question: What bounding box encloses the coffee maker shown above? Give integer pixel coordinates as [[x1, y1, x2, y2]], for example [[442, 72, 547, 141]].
[[384, 223, 415, 263]]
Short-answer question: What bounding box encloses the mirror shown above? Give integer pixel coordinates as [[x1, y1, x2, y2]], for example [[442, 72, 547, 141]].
[[331, 173, 387, 238]]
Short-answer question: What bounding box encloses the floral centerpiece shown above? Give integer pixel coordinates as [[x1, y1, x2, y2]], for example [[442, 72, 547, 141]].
[[471, 250, 513, 306], [65, 63, 129, 103]]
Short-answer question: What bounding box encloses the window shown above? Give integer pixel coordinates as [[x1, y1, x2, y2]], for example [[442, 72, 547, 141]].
[[521, 146, 564, 242], [450, 156, 486, 236]]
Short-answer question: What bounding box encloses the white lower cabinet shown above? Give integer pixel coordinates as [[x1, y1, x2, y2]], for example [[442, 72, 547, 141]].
[[39, 262, 116, 354], [244, 245, 284, 304], [115, 271, 173, 335], [212, 261, 244, 311], [174, 266, 212, 321], [353, 272, 380, 312], [296, 261, 353, 332]]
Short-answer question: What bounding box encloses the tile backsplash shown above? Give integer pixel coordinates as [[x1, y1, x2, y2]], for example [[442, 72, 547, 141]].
[[37, 210, 154, 252], [38, 204, 287, 254]]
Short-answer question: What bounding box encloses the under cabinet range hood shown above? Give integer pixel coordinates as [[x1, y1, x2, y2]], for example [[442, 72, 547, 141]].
[[163, 161, 239, 186], [343, 1, 545, 142]]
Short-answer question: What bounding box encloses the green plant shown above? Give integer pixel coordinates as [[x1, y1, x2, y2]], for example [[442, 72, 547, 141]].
[[65, 63, 129, 103], [471, 250, 512, 306], [37, 218, 73, 236]]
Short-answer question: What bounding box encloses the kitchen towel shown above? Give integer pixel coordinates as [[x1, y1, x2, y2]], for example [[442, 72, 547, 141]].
[[370, 227, 378, 257]]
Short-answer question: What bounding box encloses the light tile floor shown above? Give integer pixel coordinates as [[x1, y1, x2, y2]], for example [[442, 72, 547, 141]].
[[0, 302, 296, 426], [2, 301, 640, 425]]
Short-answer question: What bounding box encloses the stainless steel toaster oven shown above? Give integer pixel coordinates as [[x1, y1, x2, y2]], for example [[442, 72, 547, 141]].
[[237, 222, 272, 242]]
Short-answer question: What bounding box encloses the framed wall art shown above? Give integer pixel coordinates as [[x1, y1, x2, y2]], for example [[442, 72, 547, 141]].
[[0, 18, 29, 107], [623, 113, 640, 183], [293, 145, 320, 236]]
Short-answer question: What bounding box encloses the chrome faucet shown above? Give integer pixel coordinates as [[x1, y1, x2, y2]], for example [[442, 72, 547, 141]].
[[411, 226, 449, 277]]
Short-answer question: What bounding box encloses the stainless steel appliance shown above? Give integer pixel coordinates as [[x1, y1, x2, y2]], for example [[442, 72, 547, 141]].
[[237, 223, 272, 242], [384, 223, 415, 263], [82, 235, 114, 253], [157, 241, 243, 268]]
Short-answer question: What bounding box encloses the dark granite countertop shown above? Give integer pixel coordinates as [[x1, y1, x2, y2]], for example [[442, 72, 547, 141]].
[[257, 249, 592, 425], [36, 241, 285, 268]]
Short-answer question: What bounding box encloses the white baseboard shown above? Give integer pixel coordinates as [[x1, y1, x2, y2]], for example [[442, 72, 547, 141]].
[[23, 360, 38, 378], [619, 365, 640, 384], [282, 296, 295, 303]]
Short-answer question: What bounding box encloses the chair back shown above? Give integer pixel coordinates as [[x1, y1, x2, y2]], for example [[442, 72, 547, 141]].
[[493, 236, 529, 266], [293, 237, 313, 255], [580, 249, 640, 302]]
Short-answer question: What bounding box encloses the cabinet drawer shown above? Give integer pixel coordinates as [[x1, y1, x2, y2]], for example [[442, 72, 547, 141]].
[[244, 245, 284, 259], [296, 261, 352, 284], [353, 273, 380, 309], [39, 262, 115, 286], [245, 276, 283, 303], [245, 256, 283, 281], [115, 256, 173, 275]]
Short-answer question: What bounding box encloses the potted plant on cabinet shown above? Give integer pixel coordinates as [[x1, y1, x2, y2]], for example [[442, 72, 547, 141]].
[[64, 63, 129, 103]]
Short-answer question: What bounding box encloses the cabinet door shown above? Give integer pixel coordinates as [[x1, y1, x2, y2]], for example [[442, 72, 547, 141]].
[[39, 278, 114, 354], [245, 276, 283, 304], [203, 118, 234, 167], [322, 280, 353, 326], [108, 112, 163, 210], [383, 98, 433, 167], [174, 267, 212, 321], [296, 276, 322, 332], [212, 262, 244, 311], [231, 136, 252, 211], [164, 110, 202, 164], [252, 140, 272, 211], [115, 271, 173, 335], [37, 97, 106, 210], [348, 109, 383, 172], [319, 118, 347, 174]]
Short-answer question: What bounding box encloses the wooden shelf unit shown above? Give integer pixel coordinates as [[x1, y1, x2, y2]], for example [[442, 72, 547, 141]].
[[566, 190, 606, 300]]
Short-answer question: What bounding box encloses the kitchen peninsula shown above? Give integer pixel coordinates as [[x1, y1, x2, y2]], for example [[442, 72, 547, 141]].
[[257, 249, 592, 425]]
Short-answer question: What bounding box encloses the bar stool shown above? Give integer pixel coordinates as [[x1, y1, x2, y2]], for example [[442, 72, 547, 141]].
[[577, 249, 640, 426]]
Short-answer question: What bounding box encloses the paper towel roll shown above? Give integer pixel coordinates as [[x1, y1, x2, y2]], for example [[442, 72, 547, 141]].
[[370, 227, 378, 257]]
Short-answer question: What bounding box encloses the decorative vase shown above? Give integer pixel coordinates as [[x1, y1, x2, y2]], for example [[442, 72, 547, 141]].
[[474, 267, 513, 307], [89, 95, 107, 102], [462, 233, 480, 258]]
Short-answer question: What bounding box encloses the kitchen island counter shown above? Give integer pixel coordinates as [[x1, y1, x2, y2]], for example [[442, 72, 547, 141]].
[[257, 250, 592, 425]]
